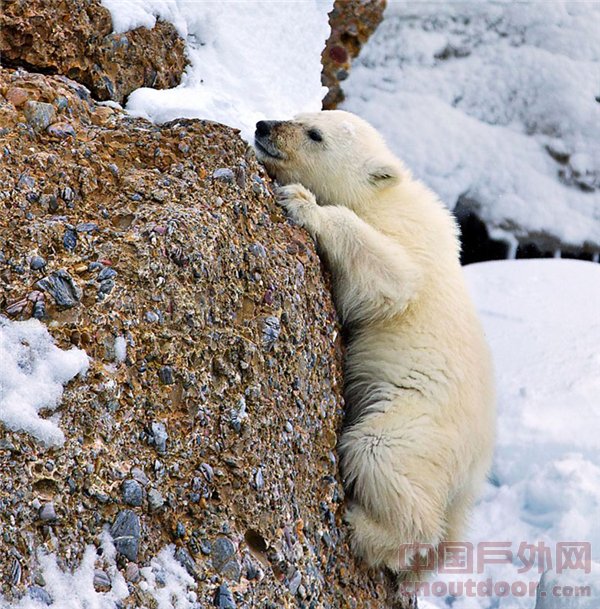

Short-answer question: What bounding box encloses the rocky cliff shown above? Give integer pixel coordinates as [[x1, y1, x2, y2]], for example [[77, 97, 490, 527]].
[[0, 10, 390, 609], [322, 0, 387, 109], [0, 0, 186, 104]]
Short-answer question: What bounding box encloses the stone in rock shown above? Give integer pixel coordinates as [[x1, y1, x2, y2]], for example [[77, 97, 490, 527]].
[[110, 509, 141, 561], [175, 547, 197, 576], [147, 488, 164, 512], [122, 479, 143, 507], [47, 122, 76, 139], [212, 168, 235, 183], [23, 101, 56, 132], [262, 316, 280, 349], [158, 365, 174, 385], [28, 586, 52, 605], [211, 536, 236, 572], [63, 228, 77, 251], [75, 222, 98, 233], [150, 422, 168, 453], [125, 562, 140, 583], [93, 569, 111, 592], [30, 256, 46, 270], [36, 270, 82, 308], [213, 583, 236, 609], [39, 502, 57, 522]]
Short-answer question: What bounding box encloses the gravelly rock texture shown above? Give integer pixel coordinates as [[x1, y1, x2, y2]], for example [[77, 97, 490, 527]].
[[0, 0, 186, 103], [0, 68, 388, 607], [322, 0, 387, 109]]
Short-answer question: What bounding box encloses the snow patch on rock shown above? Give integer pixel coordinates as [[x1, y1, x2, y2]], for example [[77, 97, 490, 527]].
[[0, 316, 89, 446]]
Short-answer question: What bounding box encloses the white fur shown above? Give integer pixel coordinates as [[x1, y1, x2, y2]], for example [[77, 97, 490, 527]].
[[256, 110, 495, 576]]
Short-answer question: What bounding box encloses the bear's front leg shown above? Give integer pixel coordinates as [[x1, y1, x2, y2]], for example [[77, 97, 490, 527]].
[[276, 183, 422, 325]]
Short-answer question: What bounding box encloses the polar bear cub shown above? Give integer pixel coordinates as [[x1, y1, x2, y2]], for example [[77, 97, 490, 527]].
[[254, 110, 495, 576]]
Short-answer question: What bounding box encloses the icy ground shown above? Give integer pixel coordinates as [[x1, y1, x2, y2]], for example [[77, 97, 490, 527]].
[[2, 260, 598, 607], [428, 258, 600, 609], [100, 0, 333, 140], [0, 316, 88, 446], [342, 1, 600, 250]]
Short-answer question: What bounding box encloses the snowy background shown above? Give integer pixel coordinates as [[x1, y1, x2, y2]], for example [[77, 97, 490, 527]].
[[2, 1, 599, 607], [342, 1, 600, 254]]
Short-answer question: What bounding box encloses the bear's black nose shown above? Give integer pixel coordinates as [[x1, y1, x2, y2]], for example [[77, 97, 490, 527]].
[[256, 120, 277, 137]]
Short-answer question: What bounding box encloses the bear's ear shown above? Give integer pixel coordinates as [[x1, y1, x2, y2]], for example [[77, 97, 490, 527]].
[[367, 164, 400, 189]]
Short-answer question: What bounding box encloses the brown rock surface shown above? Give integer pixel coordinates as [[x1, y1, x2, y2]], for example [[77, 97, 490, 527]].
[[0, 68, 388, 607], [322, 0, 387, 109], [0, 0, 186, 103]]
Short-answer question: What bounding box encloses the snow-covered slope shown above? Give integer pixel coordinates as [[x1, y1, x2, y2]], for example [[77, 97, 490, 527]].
[[342, 2, 600, 251], [100, 0, 333, 140], [430, 259, 600, 609]]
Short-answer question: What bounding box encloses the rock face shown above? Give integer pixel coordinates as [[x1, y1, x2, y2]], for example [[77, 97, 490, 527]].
[[0, 0, 186, 103], [322, 0, 387, 109], [0, 68, 388, 607]]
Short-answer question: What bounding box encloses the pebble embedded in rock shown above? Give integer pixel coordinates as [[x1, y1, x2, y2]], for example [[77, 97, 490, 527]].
[[147, 488, 164, 512], [36, 270, 82, 308], [175, 547, 197, 576], [131, 467, 149, 486], [6, 87, 30, 108], [150, 421, 168, 453], [110, 509, 141, 562], [23, 101, 56, 132], [30, 256, 46, 271], [158, 365, 174, 385], [249, 243, 266, 257], [98, 267, 117, 281], [212, 168, 234, 183], [17, 174, 36, 190], [211, 536, 236, 572], [32, 300, 46, 319], [47, 122, 76, 139], [213, 583, 236, 609], [39, 502, 56, 522], [75, 222, 98, 233], [63, 228, 77, 251], [145, 310, 160, 323], [60, 186, 74, 202], [262, 316, 280, 349], [288, 569, 302, 595], [27, 585, 52, 605], [122, 479, 143, 507], [125, 562, 140, 583], [93, 569, 111, 592], [220, 559, 241, 582]]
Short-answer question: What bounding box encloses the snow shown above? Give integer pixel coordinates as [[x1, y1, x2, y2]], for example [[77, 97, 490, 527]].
[[114, 335, 127, 363], [0, 535, 195, 609], [100, 0, 334, 140], [418, 259, 600, 609], [342, 2, 600, 249], [139, 547, 197, 609], [0, 316, 89, 447]]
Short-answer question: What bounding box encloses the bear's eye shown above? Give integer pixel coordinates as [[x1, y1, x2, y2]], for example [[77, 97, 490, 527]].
[[307, 129, 323, 142]]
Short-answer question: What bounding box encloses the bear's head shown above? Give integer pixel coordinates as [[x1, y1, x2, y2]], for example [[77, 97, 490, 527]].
[[254, 110, 403, 210]]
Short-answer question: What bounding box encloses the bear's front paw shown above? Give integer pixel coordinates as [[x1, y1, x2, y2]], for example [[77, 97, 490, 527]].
[[276, 183, 320, 233]]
